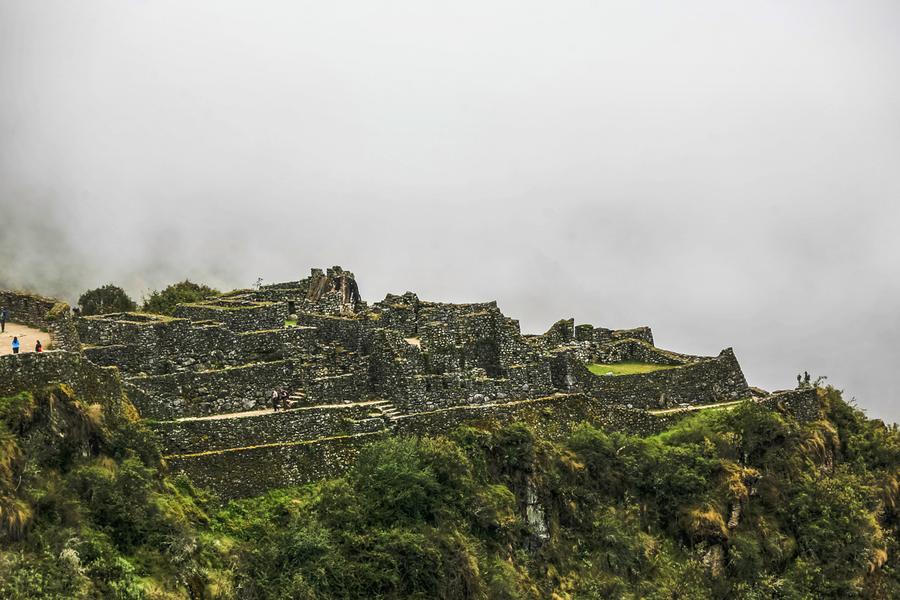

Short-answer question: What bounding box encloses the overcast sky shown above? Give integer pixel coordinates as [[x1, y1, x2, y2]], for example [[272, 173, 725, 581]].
[[1, 1, 898, 422]]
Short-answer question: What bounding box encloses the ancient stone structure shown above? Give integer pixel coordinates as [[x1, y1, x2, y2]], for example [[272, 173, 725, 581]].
[[2, 267, 821, 498]]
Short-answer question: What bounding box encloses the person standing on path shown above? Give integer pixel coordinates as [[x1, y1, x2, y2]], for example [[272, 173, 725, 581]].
[[0, 306, 7, 333], [35, 340, 42, 353], [11, 336, 19, 354]]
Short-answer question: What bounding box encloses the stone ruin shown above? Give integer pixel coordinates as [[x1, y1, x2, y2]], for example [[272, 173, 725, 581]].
[[0, 268, 820, 498]]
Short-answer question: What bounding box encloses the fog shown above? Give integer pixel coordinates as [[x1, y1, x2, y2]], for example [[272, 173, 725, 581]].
[[1, 1, 898, 422]]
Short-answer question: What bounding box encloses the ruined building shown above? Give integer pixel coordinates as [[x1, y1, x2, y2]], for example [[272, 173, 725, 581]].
[[0, 267, 818, 498]]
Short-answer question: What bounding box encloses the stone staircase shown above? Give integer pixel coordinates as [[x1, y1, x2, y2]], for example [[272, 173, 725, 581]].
[[370, 399, 401, 421]]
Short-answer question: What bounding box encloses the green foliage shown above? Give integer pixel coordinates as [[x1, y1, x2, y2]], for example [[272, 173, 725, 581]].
[[141, 280, 220, 315], [0, 385, 210, 598], [78, 284, 137, 316], [1, 384, 898, 599]]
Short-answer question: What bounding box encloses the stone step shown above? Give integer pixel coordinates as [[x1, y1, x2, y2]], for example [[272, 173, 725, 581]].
[[369, 399, 402, 421]]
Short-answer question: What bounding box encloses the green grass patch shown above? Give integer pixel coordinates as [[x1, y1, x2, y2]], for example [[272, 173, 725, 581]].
[[587, 362, 676, 376], [284, 319, 298, 327]]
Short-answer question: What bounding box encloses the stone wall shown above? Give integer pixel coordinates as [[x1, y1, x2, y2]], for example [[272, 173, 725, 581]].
[[127, 360, 298, 420], [551, 348, 750, 409], [759, 388, 821, 422], [164, 432, 384, 499], [361, 327, 423, 400], [0, 290, 80, 351], [0, 351, 125, 407], [79, 314, 317, 375], [306, 368, 370, 404], [590, 339, 697, 366], [542, 319, 575, 346], [392, 393, 682, 441], [174, 299, 288, 332], [366, 292, 420, 336], [296, 313, 364, 350], [162, 387, 825, 499], [591, 349, 749, 408], [245, 266, 364, 316], [237, 327, 318, 362], [163, 393, 680, 499], [575, 324, 654, 346], [152, 402, 384, 455], [413, 302, 537, 377], [384, 362, 555, 414]]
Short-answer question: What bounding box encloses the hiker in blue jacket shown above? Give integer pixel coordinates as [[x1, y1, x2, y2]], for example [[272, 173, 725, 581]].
[[11, 336, 20, 354]]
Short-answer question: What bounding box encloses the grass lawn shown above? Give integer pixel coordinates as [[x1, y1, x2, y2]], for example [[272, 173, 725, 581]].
[[587, 362, 676, 376], [284, 319, 298, 327]]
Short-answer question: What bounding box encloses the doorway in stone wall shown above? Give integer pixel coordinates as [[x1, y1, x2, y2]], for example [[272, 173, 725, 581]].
[[474, 338, 502, 378]]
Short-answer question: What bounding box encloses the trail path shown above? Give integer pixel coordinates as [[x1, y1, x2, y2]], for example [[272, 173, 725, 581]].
[[168, 399, 388, 423], [647, 398, 748, 415], [0, 322, 52, 355]]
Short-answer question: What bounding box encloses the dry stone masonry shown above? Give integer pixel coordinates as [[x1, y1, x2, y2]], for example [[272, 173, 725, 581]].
[[2, 269, 820, 498]]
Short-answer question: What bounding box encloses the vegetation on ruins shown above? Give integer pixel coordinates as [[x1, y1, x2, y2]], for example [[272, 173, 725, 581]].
[[0, 383, 897, 599], [77, 284, 138, 316], [141, 280, 221, 316], [587, 362, 677, 376]]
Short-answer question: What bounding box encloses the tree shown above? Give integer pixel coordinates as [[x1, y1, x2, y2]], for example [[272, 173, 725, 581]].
[[77, 285, 137, 316], [141, 280, 220, 316]]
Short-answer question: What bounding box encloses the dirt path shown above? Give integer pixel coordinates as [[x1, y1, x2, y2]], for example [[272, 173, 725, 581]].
[[0, 322, 52, 356]]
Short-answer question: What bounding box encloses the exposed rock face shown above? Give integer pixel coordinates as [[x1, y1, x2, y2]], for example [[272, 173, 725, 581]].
[[702, 544, 725, 577], [2, 265, 820, 498], [524, 479, 550, 545]]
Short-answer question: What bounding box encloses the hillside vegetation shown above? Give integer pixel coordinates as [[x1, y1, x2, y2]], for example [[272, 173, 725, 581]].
[[0, 383, 897, 599]]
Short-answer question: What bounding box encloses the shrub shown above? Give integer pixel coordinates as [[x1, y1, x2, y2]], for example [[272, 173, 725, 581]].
[[141, 280, 220, 315], [78, 285, 137, 316]]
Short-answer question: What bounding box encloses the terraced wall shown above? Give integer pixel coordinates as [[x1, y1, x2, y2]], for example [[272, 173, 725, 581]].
[[152, 401, 386, 456]]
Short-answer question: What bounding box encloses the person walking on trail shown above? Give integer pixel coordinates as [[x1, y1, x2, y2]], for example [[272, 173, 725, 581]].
[[35, 340, 42, 353], [0, 306, 7, 333], [11, 336, 20, 355], [271, 388, 281, 412], [279, 387, 291, 410]]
